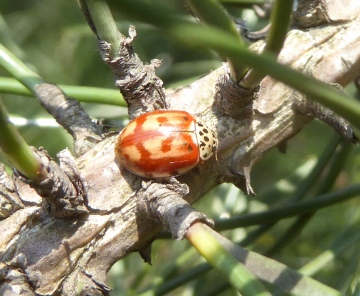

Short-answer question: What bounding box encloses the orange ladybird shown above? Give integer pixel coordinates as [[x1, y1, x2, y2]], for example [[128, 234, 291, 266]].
[[114, 110, 217, 178]]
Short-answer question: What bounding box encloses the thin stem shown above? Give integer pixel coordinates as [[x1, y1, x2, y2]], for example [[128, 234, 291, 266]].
[[215, 182, 360, 230], [186, 223, 271, 296], [0, 43, 43, 91], [0, 77, 125, 106], [299, 227, 360, 276], [289, 136, 342, 202], [81, 0, 123, 58], [265, 140, 353, 256], [188, 0, 248, 81], [0, 99, 45, 181], [241, 0, 294, 88]]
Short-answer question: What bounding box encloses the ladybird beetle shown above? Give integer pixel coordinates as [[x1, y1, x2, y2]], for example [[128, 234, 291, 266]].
[[114, 110, 217, 178]]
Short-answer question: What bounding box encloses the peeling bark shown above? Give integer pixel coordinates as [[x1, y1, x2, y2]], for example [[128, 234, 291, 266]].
[[99, 27, 167, 119]]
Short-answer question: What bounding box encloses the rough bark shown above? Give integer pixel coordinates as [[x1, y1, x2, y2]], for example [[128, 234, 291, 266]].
[[1, 1, 360, 295]]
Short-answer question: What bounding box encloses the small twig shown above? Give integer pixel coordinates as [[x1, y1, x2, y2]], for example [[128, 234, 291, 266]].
[[33, 83, 102, 156], [80, 0, 123, 58], [80, 0, 167, 118], [139, 179, 213, 239], [0, 43, 103, 156]]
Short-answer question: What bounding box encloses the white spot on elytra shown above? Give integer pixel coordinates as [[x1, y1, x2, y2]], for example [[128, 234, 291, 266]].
[[122, 145, 141, 161], [121, 120, 137, 139]]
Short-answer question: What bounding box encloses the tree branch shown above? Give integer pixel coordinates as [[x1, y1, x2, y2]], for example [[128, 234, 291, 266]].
[[1, 1, 359, 295]]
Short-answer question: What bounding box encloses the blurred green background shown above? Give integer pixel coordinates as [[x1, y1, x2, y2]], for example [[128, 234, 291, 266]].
[[1, 1, 360, 295]]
